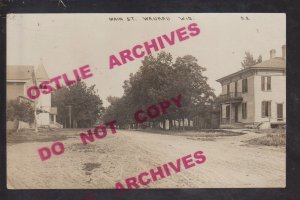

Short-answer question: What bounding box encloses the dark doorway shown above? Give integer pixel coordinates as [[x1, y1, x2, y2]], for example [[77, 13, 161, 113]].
[[235, 105, 238, 122], [226, 105, 230, 123], [277, 104, 283, 121]]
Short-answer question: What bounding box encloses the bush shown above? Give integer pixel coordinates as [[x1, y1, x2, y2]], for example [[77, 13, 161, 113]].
[[6, 99, 34, 123]]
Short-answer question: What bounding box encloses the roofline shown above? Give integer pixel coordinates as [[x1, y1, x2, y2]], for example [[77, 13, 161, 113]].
[[6, 65, 34, 73], [7, 80, 29, 82], [216, 66, 286, 83], [216, 68, 249, 83]]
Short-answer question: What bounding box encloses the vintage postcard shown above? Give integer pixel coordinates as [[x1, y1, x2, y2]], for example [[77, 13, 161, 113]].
[[6, 13, 286, 189]]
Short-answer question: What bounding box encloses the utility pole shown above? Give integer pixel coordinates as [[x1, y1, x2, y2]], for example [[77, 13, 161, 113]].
[[66, 105, 72, 128], [32, 69, 38, 133]]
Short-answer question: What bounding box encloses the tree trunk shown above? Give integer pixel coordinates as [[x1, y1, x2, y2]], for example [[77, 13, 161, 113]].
[[169, 119, 172, 130], [17, 120, 20, 133], [162, 120, 166, 130], [73, 120, 77, 128]]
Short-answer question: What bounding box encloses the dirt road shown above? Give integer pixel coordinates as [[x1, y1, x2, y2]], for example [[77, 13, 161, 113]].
[[7, 129, 285, 189]]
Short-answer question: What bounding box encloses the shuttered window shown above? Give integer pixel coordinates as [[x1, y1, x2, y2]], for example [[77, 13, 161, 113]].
[[262, 101, 271, 118], [267, 76, 271, 90], [227, 84, 230, 94], [261, 76, 264, 91], [242, 79, 248, 93], [261, 76, 271, 91]]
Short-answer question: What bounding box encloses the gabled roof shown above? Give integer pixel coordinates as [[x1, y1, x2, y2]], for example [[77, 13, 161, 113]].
[[35, 64, 49, 81], [7, 65, 34, 81], [216, 57, 286, 83], [7, 64, 49, 81]]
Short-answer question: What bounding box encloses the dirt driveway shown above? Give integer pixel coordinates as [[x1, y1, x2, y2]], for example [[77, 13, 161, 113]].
[[7, 129, 285, 189]]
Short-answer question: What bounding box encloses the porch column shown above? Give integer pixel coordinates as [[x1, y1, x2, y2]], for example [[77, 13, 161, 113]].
[[53, 114, 56, 124]]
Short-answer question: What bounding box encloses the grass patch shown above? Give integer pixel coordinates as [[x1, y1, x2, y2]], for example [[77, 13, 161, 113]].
[[253, 128, 285, 134], [245, 133, 286, 146], [7, 128, 70, 144], [186, 137, 216, 141], [134, 128, 245, 137]]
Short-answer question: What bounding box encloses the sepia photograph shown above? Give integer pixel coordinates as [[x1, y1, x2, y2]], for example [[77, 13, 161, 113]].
[[6, 13, 286, 189]]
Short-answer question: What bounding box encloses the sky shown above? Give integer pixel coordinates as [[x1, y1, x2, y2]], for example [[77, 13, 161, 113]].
[[7, 13, 286, 106]]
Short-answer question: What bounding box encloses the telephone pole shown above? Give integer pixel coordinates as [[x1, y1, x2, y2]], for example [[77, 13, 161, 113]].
[[65, 105, 72, 128], [32, 68, 38, 133]]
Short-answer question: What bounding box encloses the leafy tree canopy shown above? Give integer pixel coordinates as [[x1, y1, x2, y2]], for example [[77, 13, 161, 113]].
[[103, 51, 216, 128], [52, 82, 104, 128], [241, 52, 262, 68], [7, 99, 34, 123]]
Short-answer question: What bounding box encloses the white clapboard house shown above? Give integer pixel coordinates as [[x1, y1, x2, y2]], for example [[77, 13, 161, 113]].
[[216, 45, 286, 129]]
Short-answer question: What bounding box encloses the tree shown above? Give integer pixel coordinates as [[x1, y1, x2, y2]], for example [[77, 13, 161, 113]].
[[241, 52, 262, 68], [7, 99, 34, 131], [103, 96, 133, 128], [52, 82, 104, 128], [103, 51, 216, 130], [121, 52, 175, 128], [171, 55, 215, 129]]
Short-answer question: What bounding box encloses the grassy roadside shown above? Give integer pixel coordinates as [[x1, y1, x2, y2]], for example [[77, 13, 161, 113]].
[[133, 128, 246, 137], [245, 133, 286, 146], [244, 128, 286, 147], [7, 128, 74, 144]]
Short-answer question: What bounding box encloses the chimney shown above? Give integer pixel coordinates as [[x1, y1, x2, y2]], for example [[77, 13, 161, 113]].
[[282, 45, 286, 59], [270, 49, 276, 59]]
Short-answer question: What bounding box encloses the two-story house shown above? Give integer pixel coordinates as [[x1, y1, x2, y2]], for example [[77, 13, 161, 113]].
[[216, 45, 286, 129], [7, 64, 61, 129]]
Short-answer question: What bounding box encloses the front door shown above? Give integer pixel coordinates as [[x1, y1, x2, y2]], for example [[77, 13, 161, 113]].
[[277, 104, 283, 121], [226, 105, 230, 123], [235, 105, 238, 122]]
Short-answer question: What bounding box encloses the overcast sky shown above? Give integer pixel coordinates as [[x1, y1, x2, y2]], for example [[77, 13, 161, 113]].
[[7, 13, 286, 106]]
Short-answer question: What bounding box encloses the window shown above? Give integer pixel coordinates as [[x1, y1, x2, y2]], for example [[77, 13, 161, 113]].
[[262, 101, 271, 118], [242, 79, 248, 93], [242, 103, 247, 119], [261, 76, 271, 91], [227, 84, 230, 94], [234, 82, 238, 96]]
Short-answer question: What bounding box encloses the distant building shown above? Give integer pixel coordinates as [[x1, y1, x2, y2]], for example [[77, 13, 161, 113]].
[[7, 64, 61, 129], [216, 45, 286, 128]]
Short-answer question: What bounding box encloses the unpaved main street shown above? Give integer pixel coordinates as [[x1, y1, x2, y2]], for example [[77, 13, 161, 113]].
[[7, 129, 285, 189]]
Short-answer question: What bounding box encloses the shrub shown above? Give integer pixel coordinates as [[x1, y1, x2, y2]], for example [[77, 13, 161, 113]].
[[6, 99, 34, 123]]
